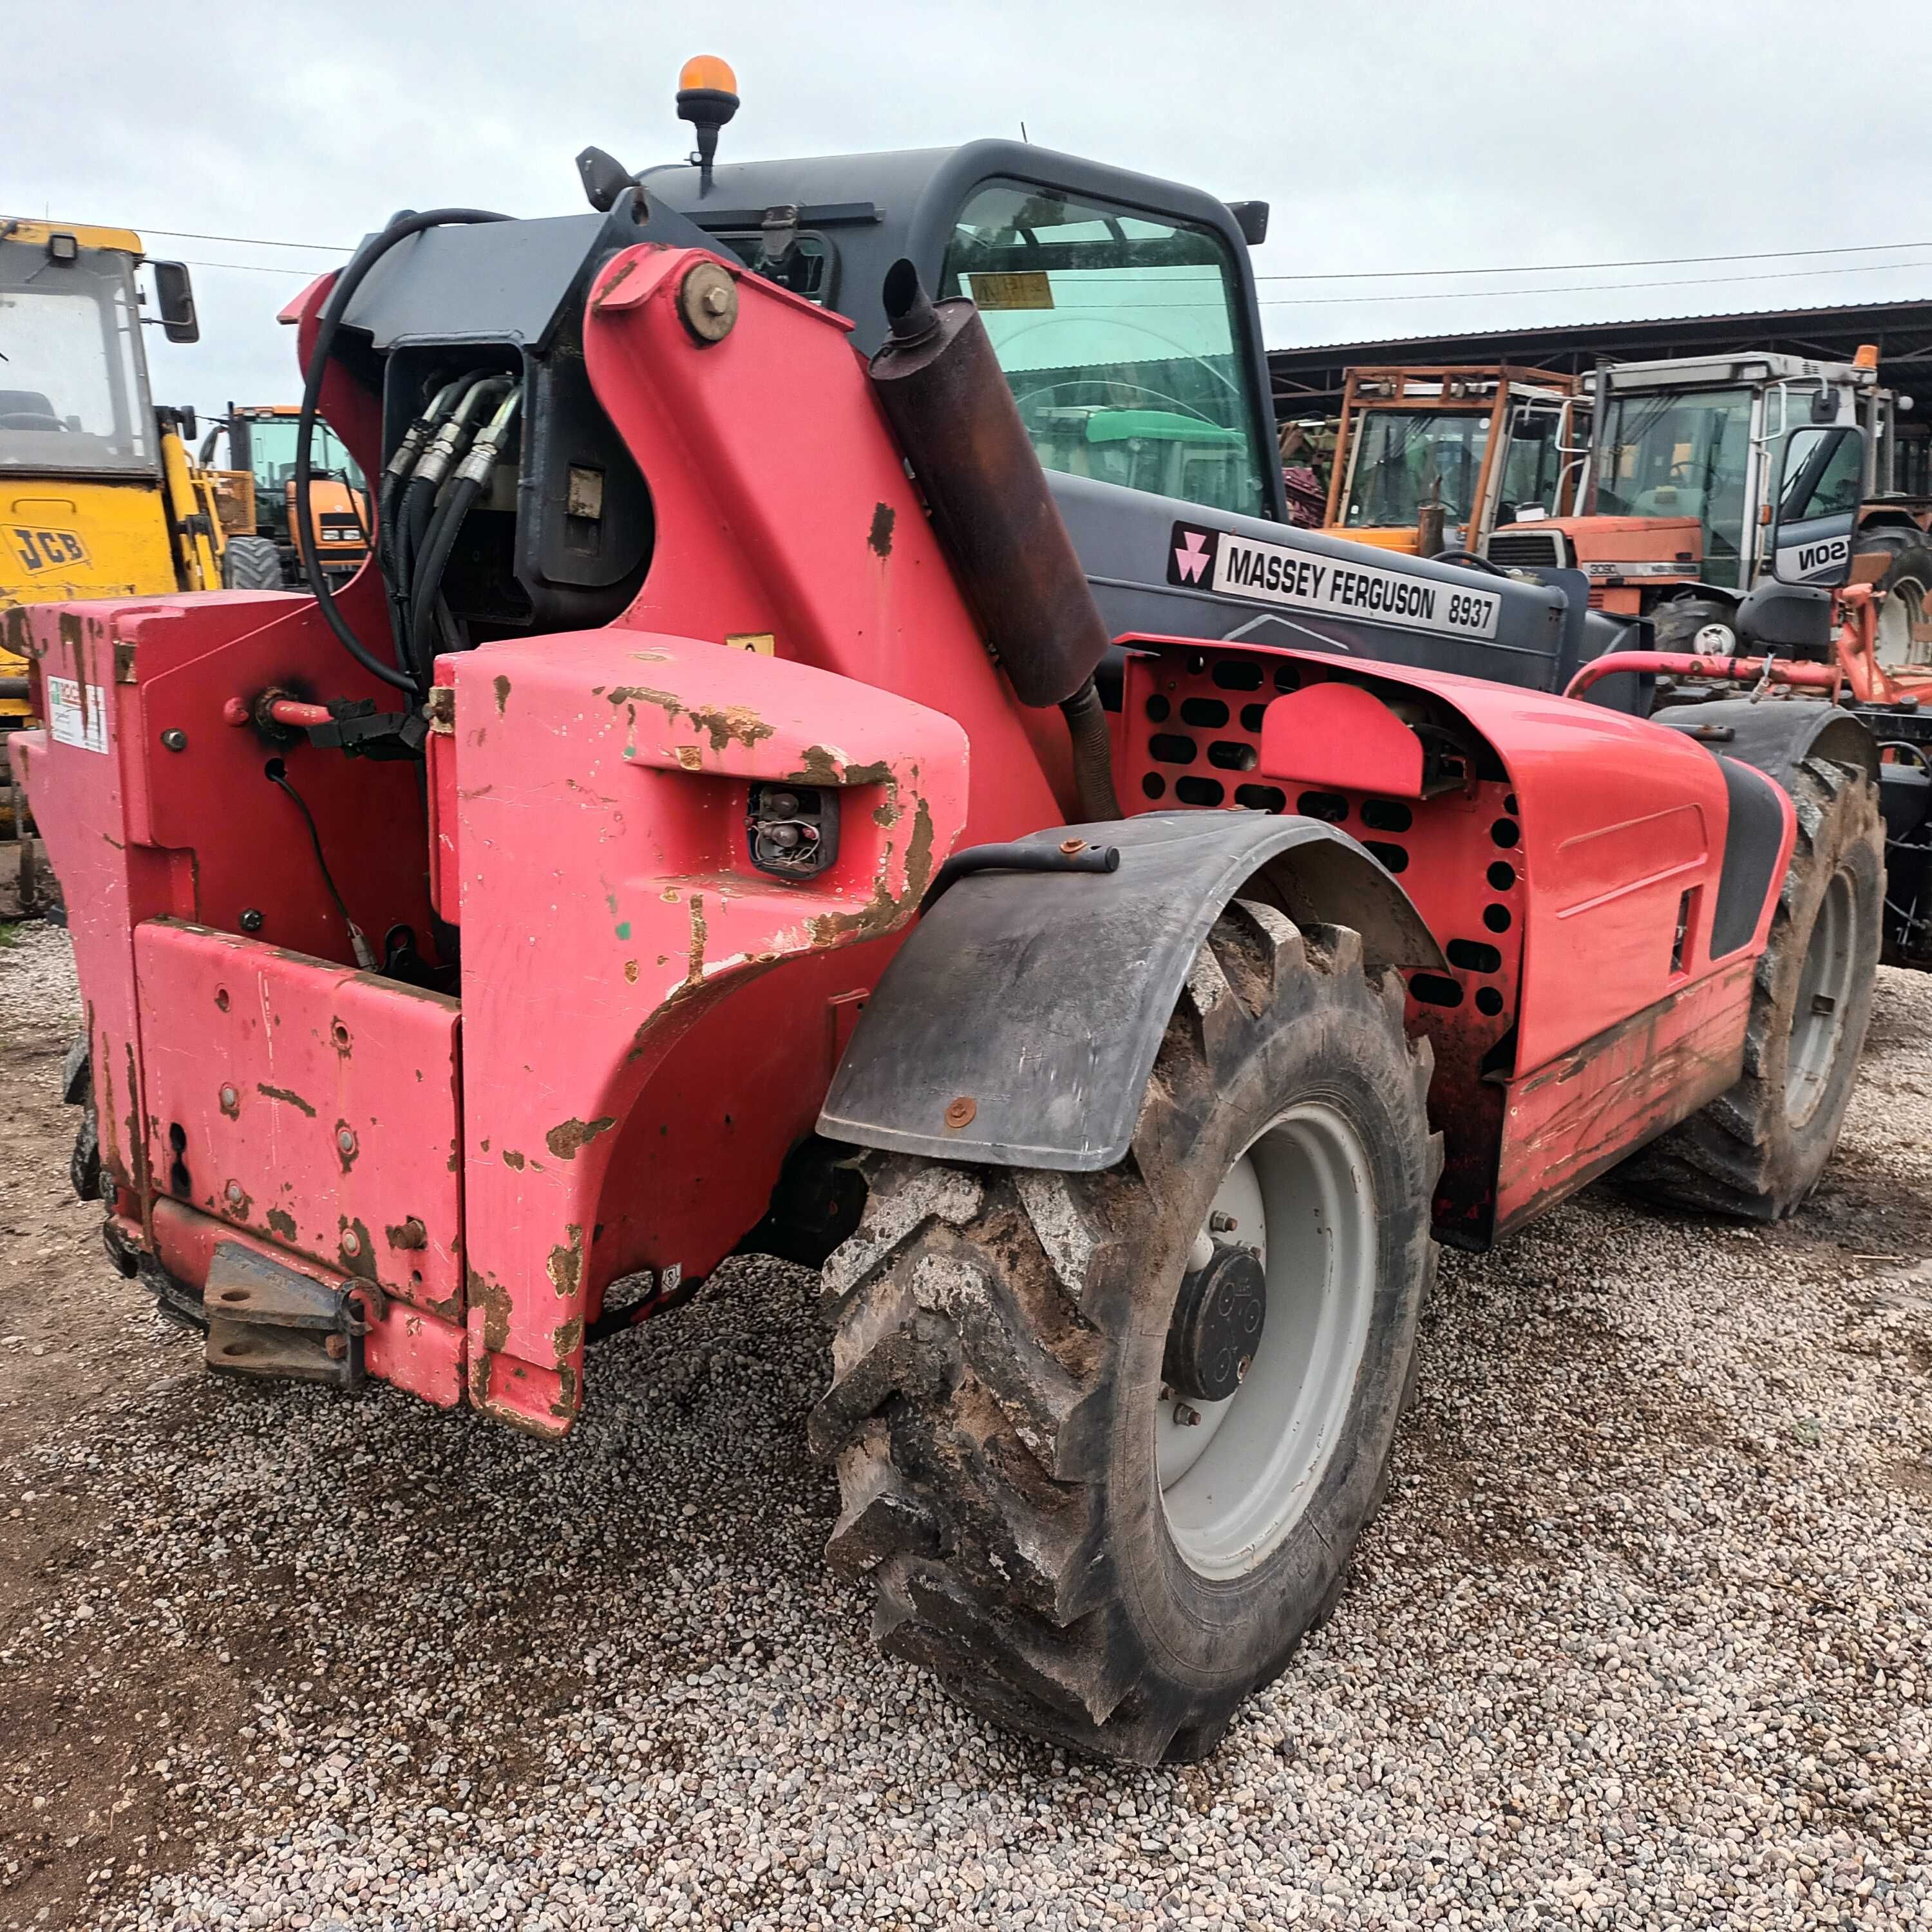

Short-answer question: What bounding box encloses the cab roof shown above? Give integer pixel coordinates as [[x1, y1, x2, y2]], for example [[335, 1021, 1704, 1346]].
[[1, 219, 145, 257]]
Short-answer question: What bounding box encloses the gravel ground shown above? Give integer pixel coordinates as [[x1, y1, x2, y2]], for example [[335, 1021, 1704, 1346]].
[[2, 921, 1929, 1930]]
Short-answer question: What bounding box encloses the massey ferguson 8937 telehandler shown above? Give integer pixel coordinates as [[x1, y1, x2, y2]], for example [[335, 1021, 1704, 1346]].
[[10, 63, 1886, 1763]]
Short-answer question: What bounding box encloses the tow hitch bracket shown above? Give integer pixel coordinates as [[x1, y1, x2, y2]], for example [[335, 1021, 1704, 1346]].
[[200, 1240, 368, 1392]]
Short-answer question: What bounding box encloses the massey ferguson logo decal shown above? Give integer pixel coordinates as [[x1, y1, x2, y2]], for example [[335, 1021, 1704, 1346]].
[[1164, 519, 1502, 642], [1169, 523, 1217, 585]]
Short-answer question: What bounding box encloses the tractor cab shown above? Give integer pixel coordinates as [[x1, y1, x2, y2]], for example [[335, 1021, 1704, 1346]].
[[0, 220, 207, 723], [200, 404, 372, 588], [1321, 365, 1584, 558], [1488, 351, 1931, 655], [638, 136, 1282, 526]]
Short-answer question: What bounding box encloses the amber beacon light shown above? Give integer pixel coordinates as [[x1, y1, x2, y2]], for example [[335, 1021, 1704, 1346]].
[[676, 55, 741, 188]]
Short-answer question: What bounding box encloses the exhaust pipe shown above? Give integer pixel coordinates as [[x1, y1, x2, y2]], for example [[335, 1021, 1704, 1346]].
[[867, 262, 1113, 716]]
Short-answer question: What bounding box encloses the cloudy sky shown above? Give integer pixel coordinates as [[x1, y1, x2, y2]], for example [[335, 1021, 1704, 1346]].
[[12, 0, 1932, 423]]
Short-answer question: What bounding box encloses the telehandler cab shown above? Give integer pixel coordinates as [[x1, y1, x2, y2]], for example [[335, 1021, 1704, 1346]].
[[11, 62, 1884, 1763]]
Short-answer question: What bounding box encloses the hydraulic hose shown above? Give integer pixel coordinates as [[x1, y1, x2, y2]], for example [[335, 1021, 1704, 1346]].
[[382, 376, 464, 591], [392, 374, 504, 670], [409, 386, 522, 670], [1059, 676, 1123, 822], [295, 208, 510, 694]]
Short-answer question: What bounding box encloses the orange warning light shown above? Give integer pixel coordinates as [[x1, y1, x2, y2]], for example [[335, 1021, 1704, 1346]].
[[679, 55, 738, 97]]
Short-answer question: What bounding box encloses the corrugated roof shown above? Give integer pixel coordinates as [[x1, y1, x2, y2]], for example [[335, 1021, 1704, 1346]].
[[1270, 294, 1932, 359]]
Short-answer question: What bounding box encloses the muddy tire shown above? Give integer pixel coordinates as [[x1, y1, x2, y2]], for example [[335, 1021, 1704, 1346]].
[[810, 905, 1440, 1765], [1616, 757, 1882, 1218], [220, 536, 284, 591], [61, 1034, 101, 1202]]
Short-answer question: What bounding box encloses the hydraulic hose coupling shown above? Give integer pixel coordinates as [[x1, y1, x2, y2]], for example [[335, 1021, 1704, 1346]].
[[385, 377, 466, 480], [453, 387, 522, 488], [414, 376, 511, 488]]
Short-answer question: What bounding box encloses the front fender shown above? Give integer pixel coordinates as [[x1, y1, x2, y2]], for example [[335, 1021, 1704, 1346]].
[[819, 811, 1443, 1171]]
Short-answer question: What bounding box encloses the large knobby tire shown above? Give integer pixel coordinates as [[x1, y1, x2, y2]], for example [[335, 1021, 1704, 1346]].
[[220, 536, 285, 591], [1616, 758, 1882, 1218], [810, 904, 1440, 1765]]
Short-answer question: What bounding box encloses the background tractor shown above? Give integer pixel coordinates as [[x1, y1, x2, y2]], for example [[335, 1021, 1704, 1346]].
[[1488, 347, 1932, 661], [0, 219, 279, 882], [10, 64, 1887, 1765], [199, 403, 372, 589], [1320, 363, 1584, 558]]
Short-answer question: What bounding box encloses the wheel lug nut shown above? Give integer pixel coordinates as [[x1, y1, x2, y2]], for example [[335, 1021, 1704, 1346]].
[[1209, 1211, 1238, 1233], [1173, 1401, 1202, 1427], [1236, 1354, 1252, 1383]]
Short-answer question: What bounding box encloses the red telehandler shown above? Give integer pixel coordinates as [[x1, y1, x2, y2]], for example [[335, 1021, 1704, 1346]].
[[7, 66, 1884, 1763]]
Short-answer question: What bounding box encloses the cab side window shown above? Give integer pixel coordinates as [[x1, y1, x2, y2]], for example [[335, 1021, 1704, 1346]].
[[940, 181, 1267, 519]]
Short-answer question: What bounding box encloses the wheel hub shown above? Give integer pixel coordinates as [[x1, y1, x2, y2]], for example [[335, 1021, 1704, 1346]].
[[1164, 1242, 1265, 1403]]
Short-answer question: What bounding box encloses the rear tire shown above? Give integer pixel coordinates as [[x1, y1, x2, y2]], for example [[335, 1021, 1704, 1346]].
[[1616, 757, 1882, 1218], [1866, 540, 1932, 668], [1652, 594, 1739, 656], [220, 536, 284, 591], [810, 904, 1439, 1764]]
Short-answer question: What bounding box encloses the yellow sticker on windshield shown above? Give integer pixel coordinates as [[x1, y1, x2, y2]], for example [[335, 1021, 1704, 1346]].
[[970, 271, 1054, 311]]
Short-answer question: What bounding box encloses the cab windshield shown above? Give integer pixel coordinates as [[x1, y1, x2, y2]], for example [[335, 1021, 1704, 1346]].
[[1342, 410, 1489, 529], [242, 415, 364, 493], [940, 181, 1268, 518], [1593, 386, 1754, 587], [0, 237, 155, 475], [1496, 406, 1575, 517]]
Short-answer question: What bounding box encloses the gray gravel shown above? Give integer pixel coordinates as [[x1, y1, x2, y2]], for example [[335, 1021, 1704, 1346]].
[[2, 931, 1928, 1929]]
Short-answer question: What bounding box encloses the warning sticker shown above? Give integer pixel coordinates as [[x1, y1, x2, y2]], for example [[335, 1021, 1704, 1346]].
[[1167, 521, 1503, 642], [46, 676, 109, 754], [969, 270, 1054, 311]]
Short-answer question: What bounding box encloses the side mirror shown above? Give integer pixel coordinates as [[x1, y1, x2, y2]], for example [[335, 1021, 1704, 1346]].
[[151, 260, 198, 343], [1768, 423, 1863, 588], [1228, 201, 1270, 247], [576, 146, 634, 213]]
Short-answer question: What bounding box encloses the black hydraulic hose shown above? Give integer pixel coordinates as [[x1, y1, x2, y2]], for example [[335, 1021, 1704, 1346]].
[[295, 207, 509, 694], [408, 387, 522, 669], [377, 468, 409, 664], [408, 475, 483, 666], [1059, 676, 1123, 822]]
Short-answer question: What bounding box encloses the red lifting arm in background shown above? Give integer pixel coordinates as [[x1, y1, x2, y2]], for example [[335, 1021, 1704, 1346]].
[[1564, 651, 1842, 704]]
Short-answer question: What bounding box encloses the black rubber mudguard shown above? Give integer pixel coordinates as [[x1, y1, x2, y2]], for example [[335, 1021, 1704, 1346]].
[[819, 811, 1442, 1172], [1650, 697, 1877, 794], [1652, 699, 1878, 959]]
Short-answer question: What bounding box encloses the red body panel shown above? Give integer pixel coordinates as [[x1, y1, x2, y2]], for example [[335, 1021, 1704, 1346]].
[[134, 920, 462, 1314], [442, 629, 969, 1432], [1118, 641, 1791, 1243]]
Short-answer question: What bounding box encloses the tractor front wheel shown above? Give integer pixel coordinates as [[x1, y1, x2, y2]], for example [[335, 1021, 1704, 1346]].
[[1616, 757, 1882, 1218], [810, 903, 1439, 1764], [220, 536, 284, 591]]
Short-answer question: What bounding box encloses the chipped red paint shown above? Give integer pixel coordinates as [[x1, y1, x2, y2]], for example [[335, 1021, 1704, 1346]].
[[135, 921, 462, 1314], [151, 1199, 464, 1407]]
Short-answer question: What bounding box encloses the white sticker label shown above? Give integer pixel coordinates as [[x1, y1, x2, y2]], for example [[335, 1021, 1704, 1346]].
[[1169, 521, 1503, 641], [46, 676, 109, 753]]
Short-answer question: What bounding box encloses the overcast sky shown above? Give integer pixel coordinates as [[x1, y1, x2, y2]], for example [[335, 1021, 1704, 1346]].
[[12, 0, 1932, 424]]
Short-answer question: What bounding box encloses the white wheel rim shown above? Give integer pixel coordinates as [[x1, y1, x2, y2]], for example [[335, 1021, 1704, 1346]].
[[1877, 583, 1916, 668], [1157, 1101, 1378, 1580], [1786, 868, 1856, 1126]]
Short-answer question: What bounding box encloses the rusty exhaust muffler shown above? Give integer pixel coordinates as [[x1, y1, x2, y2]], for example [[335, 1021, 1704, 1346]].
[[867, 262, 1117, 736]]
